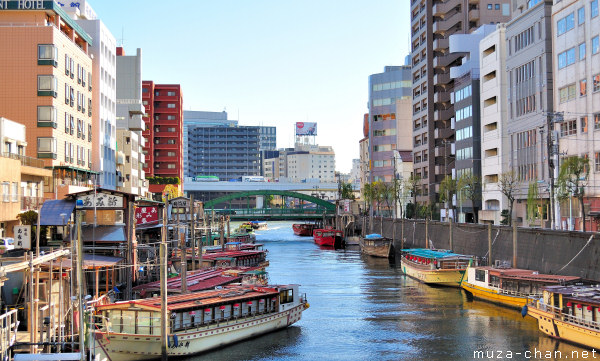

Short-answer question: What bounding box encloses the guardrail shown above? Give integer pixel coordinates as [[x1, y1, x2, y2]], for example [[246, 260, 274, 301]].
[[0, 152, 45, 168]]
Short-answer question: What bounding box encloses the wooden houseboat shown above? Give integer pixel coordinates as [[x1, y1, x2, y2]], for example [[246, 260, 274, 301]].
[[462, 266, 581, 309], [527, 284, 600, 349], [359, 234, 392, 258], [400, 249, 475, 287], [93, 284, 309, 361]]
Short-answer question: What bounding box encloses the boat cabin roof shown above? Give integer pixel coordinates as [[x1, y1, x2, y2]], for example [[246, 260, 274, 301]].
[[132, 268, 251, 293], [543, 285, 600, 304], [96, 284, 288, 312], [402, 248, 473, 260], [201, 250, 265, 260], [473, 267, 581, 283]]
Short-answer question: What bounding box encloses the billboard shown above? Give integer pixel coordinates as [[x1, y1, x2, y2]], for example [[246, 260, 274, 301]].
[[295, 122, 317, 136]]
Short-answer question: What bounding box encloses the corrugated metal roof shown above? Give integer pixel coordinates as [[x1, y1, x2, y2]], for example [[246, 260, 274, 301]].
[[132, 268, 246, 293], [97, 285, 281, 312], [39, 200, 75, 226]]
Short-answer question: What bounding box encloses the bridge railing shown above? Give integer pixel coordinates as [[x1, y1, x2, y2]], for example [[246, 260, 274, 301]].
[[208, 208, 333, 216]]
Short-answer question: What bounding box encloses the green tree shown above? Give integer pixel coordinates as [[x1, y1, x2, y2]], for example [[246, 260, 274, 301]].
[[406, 174, 421, 208], [498, 171, 519, 226], [362, 182, 375, 214], [526, 182, 540, 226], [558, 156, 590, 232], [439, 175, 457, 221], [458, 173, 482, 223], [340, 182, 355, 200]]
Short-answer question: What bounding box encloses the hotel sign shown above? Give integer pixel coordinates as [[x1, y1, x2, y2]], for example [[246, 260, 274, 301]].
[[77, 192, 124, 209], [0, 1, 51, 10]]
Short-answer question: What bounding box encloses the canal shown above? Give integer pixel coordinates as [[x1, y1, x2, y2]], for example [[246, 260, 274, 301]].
[[190, 221, 589, 361]]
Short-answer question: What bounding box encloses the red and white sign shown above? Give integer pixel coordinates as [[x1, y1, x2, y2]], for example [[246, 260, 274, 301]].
[[295, 122, 317, 136], [135, 206, 158, 225]]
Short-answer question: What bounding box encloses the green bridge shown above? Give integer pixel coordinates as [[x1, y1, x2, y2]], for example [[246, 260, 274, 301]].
[[203, 190, 335, 220]]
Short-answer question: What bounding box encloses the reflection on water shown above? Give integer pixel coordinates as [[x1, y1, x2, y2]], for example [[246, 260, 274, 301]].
[[187, 221, 590, 361]]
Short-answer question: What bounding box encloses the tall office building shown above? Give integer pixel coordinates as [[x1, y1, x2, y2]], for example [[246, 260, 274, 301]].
[[368, 65, 412, 183], [410, 0, 511, 204], [0, 2, 95, 199], [184, 110, 261, 180], [447, 25, 496, 222], [63, 0, 118, 190], [141, 82, 184, 195], [479, 24, 510, 225], [116, 47, 147, 197], [552, 0, 600, 231], [505, 0, 554, 227]]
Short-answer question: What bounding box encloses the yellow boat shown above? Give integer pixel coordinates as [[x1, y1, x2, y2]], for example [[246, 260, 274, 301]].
[[400, 249, 474, 287], [461, 266, 581, 309], [527, 285, 600, 349]]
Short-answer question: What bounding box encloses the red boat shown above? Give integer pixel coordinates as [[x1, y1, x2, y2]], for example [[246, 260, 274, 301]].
[[293, 223, 316, 236], [313, 229, 344, 248]]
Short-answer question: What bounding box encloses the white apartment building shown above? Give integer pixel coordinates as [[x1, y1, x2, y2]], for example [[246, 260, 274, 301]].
[[64, 1, 118, 189], [286, 144, 336, 182], [479, 24, 510, 225], [552, 0, 600, 230]]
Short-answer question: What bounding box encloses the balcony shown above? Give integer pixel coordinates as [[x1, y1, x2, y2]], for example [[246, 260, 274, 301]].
[[468, 7, 479, 21], [434, 72, 451, 87], [434, 127, 453, 139], [433, 1, 460, 19], [435, 106, 454, 121], [21, 196, 46, 211], [434, 90, 451, 107], [434, 143, 452, 158], [433, 52, 464, 70]]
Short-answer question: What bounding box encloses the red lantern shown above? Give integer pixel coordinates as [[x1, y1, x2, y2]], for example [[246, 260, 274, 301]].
[[247, 301, 253, 305], [234, 303, 240, 308], [219, 305, 226, 310], [567, 302, 572, 307], [189, 311, 195, 315], [259, 299, 265, 303], [577, 304, 583, 309], [587, 306, 593, 311], [204, 308, 211, 313]]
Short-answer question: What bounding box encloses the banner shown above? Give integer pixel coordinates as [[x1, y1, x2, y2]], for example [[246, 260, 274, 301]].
[[13, 225, 31, 249], [295, 122, 317, 136], [135, 206, 159, 225]]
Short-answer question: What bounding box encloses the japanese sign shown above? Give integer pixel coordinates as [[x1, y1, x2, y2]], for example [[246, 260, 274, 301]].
[[13, 225, 31, 249], [77, 193, 124, 209], [343, 200, 350, 213], [135, 206, 158, 225]]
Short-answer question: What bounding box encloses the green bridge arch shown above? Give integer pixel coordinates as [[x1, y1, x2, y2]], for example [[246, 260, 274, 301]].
[[204, 189, 336, 211]]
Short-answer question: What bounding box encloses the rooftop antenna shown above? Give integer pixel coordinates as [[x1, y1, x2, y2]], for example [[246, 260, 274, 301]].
[[118, 26, 125, 47]]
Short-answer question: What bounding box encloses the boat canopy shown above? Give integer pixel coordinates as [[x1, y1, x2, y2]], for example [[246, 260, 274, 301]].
[[402, 248, 472, 259], [365, 234, 382, 239]]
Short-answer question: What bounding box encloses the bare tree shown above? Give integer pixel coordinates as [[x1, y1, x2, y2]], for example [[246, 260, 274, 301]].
[[458, 173, 482, 223], [498, 171, 519, 226], [439, 175, 457, 221], [558, 156, 590, 232]]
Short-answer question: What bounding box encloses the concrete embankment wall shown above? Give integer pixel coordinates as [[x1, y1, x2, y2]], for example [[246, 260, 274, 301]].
[[367, 217, 600, 280]]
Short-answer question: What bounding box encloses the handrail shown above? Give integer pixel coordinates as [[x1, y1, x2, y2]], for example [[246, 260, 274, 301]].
[[0, 152, 46, 168]]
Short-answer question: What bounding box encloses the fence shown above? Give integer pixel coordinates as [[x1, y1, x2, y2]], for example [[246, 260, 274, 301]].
[[366, 217, 600, 280]]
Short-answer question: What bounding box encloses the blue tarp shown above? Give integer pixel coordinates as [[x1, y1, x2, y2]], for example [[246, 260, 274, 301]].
[[365, 233, 382, 239], [39, 200, 75, 226], [402, 248, 472, 259], [80, 225, 126, 243]]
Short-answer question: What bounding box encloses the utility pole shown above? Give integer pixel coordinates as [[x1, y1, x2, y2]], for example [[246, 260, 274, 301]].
[[160, 206, 168, 361], [546, 111, 564, 230], [190, 195, 196, 271], [76, 211, 85, 360]]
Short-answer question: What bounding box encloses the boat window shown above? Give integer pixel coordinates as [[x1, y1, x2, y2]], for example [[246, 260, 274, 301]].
[[280, 289, 294, 304], [121, 311, 136, 334], [108, 310, 122, 333], [137, 311, 153, 334], [489, 275, 499, 287], [475, 270, 486, 282]]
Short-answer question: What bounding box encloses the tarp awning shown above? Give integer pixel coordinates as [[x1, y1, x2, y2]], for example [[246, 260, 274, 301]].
[[81, 225, 126, 243], [39, 200, 76, 226]]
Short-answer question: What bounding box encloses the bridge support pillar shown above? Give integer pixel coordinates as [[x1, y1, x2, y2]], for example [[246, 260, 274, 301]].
[[256, 196, 264, 209]]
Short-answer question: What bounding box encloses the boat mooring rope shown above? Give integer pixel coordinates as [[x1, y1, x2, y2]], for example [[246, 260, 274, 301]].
[[482, 230, 500, 259], [556, 234, 594, 274]]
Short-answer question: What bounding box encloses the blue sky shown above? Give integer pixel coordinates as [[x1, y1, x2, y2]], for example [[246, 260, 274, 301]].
[[91, 1, 411, 173]]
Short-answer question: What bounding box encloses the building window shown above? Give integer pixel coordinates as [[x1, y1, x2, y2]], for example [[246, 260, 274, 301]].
[[557, 12, 575, 36], [167, 91, 176, 96], [559, 84, 576, 103], [595, 113, 600, 130], [88, 124, 92, 142], [487, 4, 492, 9], [594, 74, 600, 92], [579, 6, 586, 24], [167, 164, 176, 169], [37, 137, 56, 159], [593, 0, 599, 18], [38, 44, 57, 66], [580, 43, 586, 60], [37, 106, 57, 128], [595, 152, 600, 172], [560, 119, 577, 136], [167, 103, 176, 108], [37, 75, 57, 97], [2, 183, 9, 203], [593, 36, 599, 54], [580, 79, 587, 96], [12, 182, 18, 202], [495, 3, 500, 9], [65, 54, 70, 75], [581, 116, 588, 133], [558, 48, 576, 69]]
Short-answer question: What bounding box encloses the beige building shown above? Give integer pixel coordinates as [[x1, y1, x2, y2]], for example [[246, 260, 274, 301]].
[[262, 156, 281, 181], [552, 0, 600, 231], [287, 143, 336, 182], [479, 24, 510, 224], [0, 2, 95, 199], [0, 118, 52, 238]]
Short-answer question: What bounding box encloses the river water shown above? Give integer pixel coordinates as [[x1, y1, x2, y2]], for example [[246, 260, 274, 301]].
[[189, 221, 590, 361]]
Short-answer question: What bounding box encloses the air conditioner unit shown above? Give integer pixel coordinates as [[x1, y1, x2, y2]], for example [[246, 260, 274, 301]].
[[115, 210, 124, 224]]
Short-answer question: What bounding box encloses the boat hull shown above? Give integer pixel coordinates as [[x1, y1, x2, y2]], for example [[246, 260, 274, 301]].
[[314, 237, 335, 247], [292, 224, 314, 236], [94, 304, 306, 361], [401, 260, 465, 287], [461, 281, 528, 309], [527, 305, 600, 350], [359, 238, 391, 258]]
